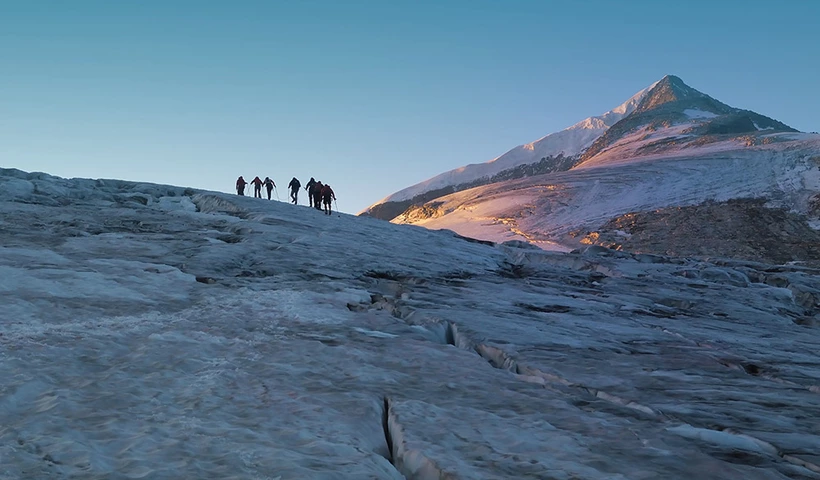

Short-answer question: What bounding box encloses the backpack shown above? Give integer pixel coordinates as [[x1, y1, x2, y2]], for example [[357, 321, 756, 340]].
[[322, 186, 334, 200]]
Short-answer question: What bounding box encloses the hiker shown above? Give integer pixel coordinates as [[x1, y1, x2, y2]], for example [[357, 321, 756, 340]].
[[312, 181, 323, 210], [251, 176, 264, 198], [305, 177, 317, 208], [236, 176, 248, 196], [264, 177, 276, 200], [321, 184, 336, 215], [288, 177, 301, 204]]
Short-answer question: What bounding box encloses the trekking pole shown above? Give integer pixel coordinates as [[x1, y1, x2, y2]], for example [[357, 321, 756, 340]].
[[274, 186, 280, 201], [334, 199, 339, 215]]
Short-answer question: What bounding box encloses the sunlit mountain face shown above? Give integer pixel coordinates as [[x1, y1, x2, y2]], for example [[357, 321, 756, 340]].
[[366, 76, 819, 261]]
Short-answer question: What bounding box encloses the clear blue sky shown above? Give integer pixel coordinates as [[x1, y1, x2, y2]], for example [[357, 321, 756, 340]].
[[2, 1, 818, 214]]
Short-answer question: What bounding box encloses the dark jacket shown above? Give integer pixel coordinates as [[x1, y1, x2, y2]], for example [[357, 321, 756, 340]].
[[321, 185, 335, 201], [288, 177, 301, 190]]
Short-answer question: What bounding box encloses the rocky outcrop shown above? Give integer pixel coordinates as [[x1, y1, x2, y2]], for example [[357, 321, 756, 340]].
[[573, 198, 820, 265]]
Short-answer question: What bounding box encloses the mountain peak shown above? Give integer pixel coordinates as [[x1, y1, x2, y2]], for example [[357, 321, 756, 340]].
[[659, 74, 687, 87], [576, 76, 797, 164], [365, 75, 800, 221], [635, 75, 706, 113]]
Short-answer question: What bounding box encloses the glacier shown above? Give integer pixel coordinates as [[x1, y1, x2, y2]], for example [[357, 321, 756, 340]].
[[2, 168, 820, 478], [396, 132, 820, 249]]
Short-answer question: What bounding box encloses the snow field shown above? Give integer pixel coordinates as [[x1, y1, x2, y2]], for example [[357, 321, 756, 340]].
[[2, 171, 820, 478]]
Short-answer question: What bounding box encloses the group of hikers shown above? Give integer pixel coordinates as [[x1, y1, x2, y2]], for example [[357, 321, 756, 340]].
[[235, 176, 278, 200], [235, 176, 337, 215]]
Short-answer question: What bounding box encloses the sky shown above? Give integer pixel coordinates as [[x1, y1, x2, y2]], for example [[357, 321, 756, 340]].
[[1, 0, 818, 214]]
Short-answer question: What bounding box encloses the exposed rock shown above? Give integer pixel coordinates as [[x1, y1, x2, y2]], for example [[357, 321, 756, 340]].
[[575, 199, 820, 265]]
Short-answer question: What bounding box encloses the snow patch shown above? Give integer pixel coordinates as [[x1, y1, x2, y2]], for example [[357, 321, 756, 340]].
[[156, 195, 197, 212], [0, 178, 35, 200], [684, 109, 718, 119], [667, 425, 779, 456]]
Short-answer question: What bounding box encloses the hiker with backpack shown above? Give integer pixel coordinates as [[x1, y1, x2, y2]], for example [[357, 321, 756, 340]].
[[312, 181, 323, 210], [264, 177, 276, 200], [288, 177, 301, 204], [236, 176, 248, 196], [305, 177, 317, 208], [251, 176, 264, 198], [321, 184, 336, 215]]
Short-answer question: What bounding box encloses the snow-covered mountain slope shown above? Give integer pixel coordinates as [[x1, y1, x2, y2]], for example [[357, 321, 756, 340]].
[[396, 133, 820, 249], [577, 75, 796, 166], [391, 77, 820, 251], [360, 81, 659, 221], [4, 168, 820, 478]]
